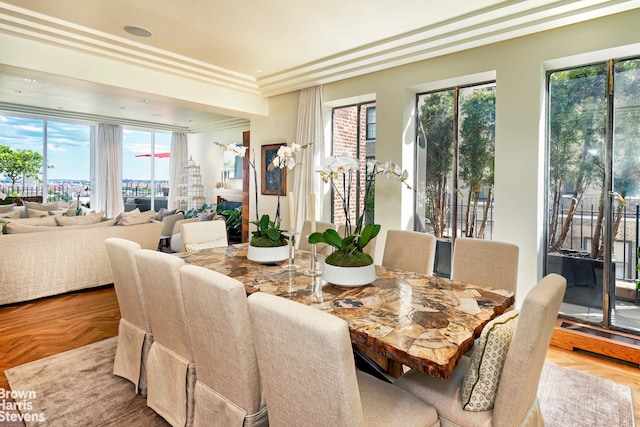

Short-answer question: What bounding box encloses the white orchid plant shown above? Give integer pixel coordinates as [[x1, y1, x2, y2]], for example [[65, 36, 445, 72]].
[[309, 156, 411, 267], [215, 141, 308, 247]]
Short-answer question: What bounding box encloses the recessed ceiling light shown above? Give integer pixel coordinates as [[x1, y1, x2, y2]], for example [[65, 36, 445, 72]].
[[23, 78, 36, 83], [124, 25, 152, 37], [136, 99, 149, 103], [10, 89, 22, 94]]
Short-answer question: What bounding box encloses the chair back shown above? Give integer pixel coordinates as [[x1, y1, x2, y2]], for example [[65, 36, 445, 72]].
[[181, 219, 228, 253], [105, 237, 149, 331], [248, 292, 365, 426], [382, 230, 436, 276], [493, 273, 566, 426], [135, 249, 191, 360], [136, 249, 196, 427], [451, 237, 519, 292], [179, 265, 267, 425], [299, 220, 336, 252]]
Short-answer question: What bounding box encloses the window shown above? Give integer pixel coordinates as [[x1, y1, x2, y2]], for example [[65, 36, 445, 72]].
[[0, 114, 91, 206], [122, 129, 171, 211], [331, 102, 376, 226], [415, 82, 496, 241], [366, 107, 376, 141]]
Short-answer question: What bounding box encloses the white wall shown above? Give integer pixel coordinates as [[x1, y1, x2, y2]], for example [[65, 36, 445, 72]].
[[188, 126, 249, 205], [247, 92, 300, 229], [249, 9, 640, 305]]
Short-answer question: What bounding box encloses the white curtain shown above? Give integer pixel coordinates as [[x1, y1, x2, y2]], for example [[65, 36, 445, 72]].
[[292, 86, 324, 234], [94, 123, 124, 218], [168, 132, 188, 210]]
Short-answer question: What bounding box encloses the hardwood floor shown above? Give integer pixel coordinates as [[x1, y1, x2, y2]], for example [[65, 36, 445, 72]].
[[1, 286, 639, 425]]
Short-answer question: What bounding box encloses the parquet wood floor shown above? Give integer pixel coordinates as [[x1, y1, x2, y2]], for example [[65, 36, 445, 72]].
[[1, 286, 639, 425]]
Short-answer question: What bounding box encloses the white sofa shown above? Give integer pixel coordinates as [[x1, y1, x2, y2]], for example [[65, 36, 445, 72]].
[[0, 220, 162, 305]]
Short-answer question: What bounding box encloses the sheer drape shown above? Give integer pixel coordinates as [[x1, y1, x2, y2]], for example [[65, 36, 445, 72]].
[[168, 132, 188, 210], [292, 86, 324, 233], [94, 123, 124, 218]]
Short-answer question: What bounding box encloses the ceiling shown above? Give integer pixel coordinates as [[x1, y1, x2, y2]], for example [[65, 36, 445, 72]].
[[0, 0, 639, 130]]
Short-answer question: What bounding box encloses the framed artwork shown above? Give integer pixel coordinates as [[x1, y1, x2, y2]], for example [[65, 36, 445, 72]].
[[261, 143, 286, 196]]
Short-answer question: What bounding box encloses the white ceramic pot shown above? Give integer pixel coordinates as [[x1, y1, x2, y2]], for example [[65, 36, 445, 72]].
[[247, 244, 289, 264], [322, 263, 376, 287]]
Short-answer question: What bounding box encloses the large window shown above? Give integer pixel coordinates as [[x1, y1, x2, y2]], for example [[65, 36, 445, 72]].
[[0, 114, 91, 205], [330, 102, 376, 226], [0, 112, 174, 212], [122, 129, 171, 211], [415, 82, 496, 240], [546, 57, 640, 332]]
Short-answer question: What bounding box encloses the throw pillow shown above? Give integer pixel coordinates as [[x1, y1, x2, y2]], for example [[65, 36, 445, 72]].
[[56, 211, 105, 226], [69, 218, 117, 229], [115, 208, 140, 222], [0, 210, 21, 219], [0, 204, 16, 214], [155, 208, 177, 221], [5, 223, 65, 234], [461, 310, 520, 412], [184, 237, 228, 252], [27, 209, 50, 218], [10, 216, 58, 227], [48, 210, 67, 217], [24, 200, 60, 216], [117, 210, 156, 226]]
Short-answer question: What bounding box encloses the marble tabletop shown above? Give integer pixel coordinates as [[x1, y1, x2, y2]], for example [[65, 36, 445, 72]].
[[183, 243, 515, 379]]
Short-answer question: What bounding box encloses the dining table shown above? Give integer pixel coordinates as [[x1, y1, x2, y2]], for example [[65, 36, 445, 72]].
[[182, 243, 515, 380]]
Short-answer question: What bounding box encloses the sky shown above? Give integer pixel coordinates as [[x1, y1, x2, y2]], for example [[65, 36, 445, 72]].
[[0, 114, 171, 181]]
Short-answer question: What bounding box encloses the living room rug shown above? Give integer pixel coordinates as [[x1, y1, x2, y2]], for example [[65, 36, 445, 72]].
[[4, 337, 636, 426], [4, 337, 168, 426], [539, 362, 635, 427]]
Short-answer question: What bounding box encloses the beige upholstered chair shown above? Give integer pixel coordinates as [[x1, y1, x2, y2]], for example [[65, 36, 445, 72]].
[[180, 219, 228, 253], [382, 230, 436, 276], [104, 237, 152, 394], [299, 220, 336, 253], [451, 237, 519, 293], [179, 265, 268, 427], [337, 223, 377, 258], [170, 217, 198, 252], [247, 292, 440, 427], [155, 211, 185, 250], [394, 273, 566, 427], [135, 249, 195, 427]]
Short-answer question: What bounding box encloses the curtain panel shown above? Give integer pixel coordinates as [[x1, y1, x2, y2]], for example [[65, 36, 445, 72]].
[[169, 132, 188, 210], [292, 86, 324, 234], [94, 123, 124, 218]]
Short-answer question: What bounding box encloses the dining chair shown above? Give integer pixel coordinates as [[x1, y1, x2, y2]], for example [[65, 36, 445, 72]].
[[135, 249, 195, 427], [179, 264, 268, 427], [382, 230, 436, 276], [299, 220, 336, 253], [337, 223, 376, 258], [394, 273, 566, 427], [247, 292, 440, 427], [180, 219, 228, 253], [451, 237, 519, 293], [104, 237, 152, 395]]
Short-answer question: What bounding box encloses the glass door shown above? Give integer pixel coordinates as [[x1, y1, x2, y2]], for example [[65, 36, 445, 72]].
[[546, 58, 640, 334], [609, 58, 640, 331]]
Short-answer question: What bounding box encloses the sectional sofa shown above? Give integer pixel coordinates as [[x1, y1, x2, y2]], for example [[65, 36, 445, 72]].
[[0, 210, 162, 305]]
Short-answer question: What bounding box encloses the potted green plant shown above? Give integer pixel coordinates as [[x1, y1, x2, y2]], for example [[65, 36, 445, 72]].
[[308, 156, 411, 286], [215, 141, 307, 263]]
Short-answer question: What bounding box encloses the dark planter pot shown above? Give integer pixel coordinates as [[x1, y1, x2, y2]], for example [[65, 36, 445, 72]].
[[434, 239, 452, 278], [546, 252, 615, 310]]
